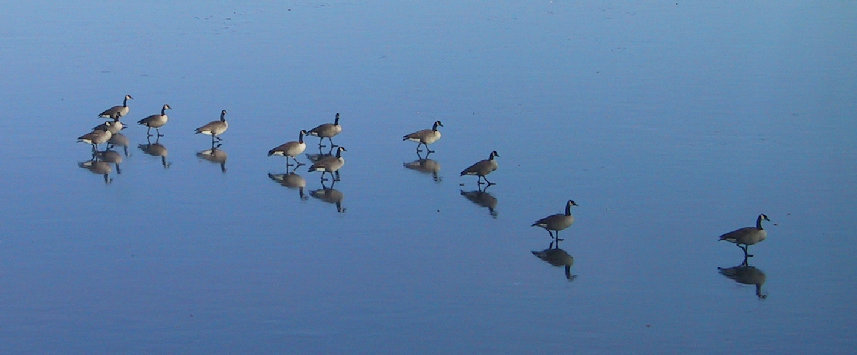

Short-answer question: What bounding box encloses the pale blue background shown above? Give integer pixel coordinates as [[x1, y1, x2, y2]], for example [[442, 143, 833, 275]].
[[0, 1, 855, 352]]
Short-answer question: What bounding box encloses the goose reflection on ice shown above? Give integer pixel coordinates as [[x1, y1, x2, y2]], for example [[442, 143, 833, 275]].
[[532, 241, 576, 281], [403, 155, 441, 182], [95, 149, 123, 174], [310, 180, 345, 213], [718, 259, 767, 299], [78, 159, 113, 184], [460, 184, 497, 218], [138, 137, 170, 168], [107, 132, 130, 157], [197, 147, 228, 173], [268, 171, 308, 200]]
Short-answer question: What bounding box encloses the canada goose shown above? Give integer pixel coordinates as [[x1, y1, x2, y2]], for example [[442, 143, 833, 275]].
[[460, 150, 499, 185], [308, 146, 346, 181], [532, 247, 576, 280], [268, 172, 308, 200], [195, 109, 229, 144], [719, 214, 770, 258], [93, 118, 123, 134], [78, 160, 112, 184], [718, 263, 767, 299], [197, 147, 228, 173], [77, 126, 113, 151], [98, 94, 133, 118], [137, 104, 172, 137], [268, 130, 308, 167], [403, 120, 443, 153], [307, 112, 342, 147], [532, 200, 578, 241]]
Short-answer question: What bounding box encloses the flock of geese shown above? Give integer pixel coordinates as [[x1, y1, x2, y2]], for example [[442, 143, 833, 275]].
[[77, 94, 773, 291]]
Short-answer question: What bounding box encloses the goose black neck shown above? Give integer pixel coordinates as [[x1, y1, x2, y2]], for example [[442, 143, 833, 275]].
[[334, 113, 340, 125], [298, 131, 305, 143], [122, 96, 129, 106], [220, 112, 227, 121], [335, 148, 343, 158], [161, 107, 167, 115], [565, 202, 572, 216], [756, 215, 764, 230]]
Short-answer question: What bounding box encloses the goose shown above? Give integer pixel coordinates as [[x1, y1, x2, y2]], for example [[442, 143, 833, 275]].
[[77, 126, 113, 151], [719, 214, 770, 258], [307, 112, 342, 147], [532, 200, 578, 241], [532, 247, 576, 280], [195, 109, 229, 144], [93, 118, 123, 134], [403, 120, 443, 153], [137, 104, 172, 137], [308, 146, 346, 181], [98, 94, 133, 119], [268, 130, 308, 167], [460, 150, 499, 185]]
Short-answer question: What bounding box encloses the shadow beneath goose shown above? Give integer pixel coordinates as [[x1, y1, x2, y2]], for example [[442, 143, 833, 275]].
[[196, 147, 228, 173], [718, 258, 767, 299], [268, 168, 309, 200], [95, 149, 123, 175], [107, 132, 131, 157], [310, 180, 345, 213], [138, 136, 170, 168], [404, 152, 441, 183], [532, 239, 576, 281], [78, 157, 113, 184], [460, 184, 497, 218]]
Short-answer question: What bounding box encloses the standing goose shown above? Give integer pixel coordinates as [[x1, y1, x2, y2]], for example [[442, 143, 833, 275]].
[[532, 200, 578, 241], [460, 150, 499, 185], [195, 109, 229, 144], [268, 130, 308, 167], [137, 104, 172, 137], [403, 120, 443, 153], [77, 125, 113, 152], [98, 94, 133, 119], [307, 112, 342, 147], [308, 146, 346, 181], [719, 214, 771, 258]]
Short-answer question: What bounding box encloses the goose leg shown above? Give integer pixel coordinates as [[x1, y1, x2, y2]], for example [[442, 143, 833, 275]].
[[146, 127, 152, 136], [328, 137, 337, 148], [156, 128, 163, 137]]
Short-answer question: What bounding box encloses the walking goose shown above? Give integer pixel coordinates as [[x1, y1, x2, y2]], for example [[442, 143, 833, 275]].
[[719, 214, 771, 258], [460, 150, 499, 185], [98, 94, 133, 119], [307, 112, 342, 147], [403, 120, 443, 153], [195, 109, 229, 144], [532, 200, 578, 241], [308, 146, 346, 181], [268, 130, 308, 167], [77, 125, 113, 151], [137, 104, 172, 137]]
